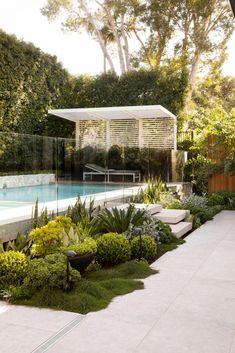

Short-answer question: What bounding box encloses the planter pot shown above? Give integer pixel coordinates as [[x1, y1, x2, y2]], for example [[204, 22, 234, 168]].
[[68, 252, 96, 272]]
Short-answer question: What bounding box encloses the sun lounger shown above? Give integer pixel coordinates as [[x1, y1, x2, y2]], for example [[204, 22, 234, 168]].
[[83, 163, 141, 183]]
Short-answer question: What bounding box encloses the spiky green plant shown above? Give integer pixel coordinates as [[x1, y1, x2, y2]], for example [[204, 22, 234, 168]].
[[66, 195, 100, 224], [6, 233, 32, 256], [96, 205, 148, 234], [143, 178, 169, 204]]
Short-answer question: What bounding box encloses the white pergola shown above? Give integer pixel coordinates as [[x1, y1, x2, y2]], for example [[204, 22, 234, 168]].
[[49, 105, 177, 150]]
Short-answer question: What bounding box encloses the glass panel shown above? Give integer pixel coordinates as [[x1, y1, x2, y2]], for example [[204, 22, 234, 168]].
[[0, 130, 188, 245], [0, 132, 57, 243]]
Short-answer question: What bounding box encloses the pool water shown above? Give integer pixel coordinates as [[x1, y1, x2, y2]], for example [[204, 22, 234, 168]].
[[0, 183, 124, 209]]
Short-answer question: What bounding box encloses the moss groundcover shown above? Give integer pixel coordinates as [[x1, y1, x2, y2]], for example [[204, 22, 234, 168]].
[[11, 260, 157, 314]]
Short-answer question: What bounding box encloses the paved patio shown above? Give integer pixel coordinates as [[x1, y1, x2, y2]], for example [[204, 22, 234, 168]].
[[0, 210, 235, 353]]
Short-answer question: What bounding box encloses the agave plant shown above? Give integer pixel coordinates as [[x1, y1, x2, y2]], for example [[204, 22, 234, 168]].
[[96, 204, 148, 234], [5, 232, 32, 256]]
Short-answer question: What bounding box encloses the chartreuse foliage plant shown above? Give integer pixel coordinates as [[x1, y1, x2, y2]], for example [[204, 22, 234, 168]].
[[96, 233, 131, 265], [131, 236, 157, 261], [60, 238, 97, 256], [0, 251, 28, 286], [29, 219, 65, 257]]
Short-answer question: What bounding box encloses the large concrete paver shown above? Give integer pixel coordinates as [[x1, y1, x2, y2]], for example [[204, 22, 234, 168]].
[[0, 210, 235, 353]]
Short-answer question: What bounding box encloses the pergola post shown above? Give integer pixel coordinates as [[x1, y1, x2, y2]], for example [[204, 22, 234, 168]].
[[75, 121, 80, 149], [138, 118, 144, 149], [105, 120, 110, 151], [173, 117, 177, 150]]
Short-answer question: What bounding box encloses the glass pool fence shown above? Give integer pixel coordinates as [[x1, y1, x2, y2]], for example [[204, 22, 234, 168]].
[[0, 131, 187, 242]]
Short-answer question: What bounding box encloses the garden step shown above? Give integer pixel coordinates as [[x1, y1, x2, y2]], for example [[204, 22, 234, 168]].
[[132, 203, 162, 215], [170, 222, 192, 238], [153, 209, 189, 224], [111, 203, 162, 215]]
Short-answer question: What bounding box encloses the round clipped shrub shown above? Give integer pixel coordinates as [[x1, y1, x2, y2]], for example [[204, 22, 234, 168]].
[[60, 238, 97, 256], [131, 235, 157, 261], [96, 233, 131, 265], [0, 251, 28, 286], [21, 253, 80, 295]]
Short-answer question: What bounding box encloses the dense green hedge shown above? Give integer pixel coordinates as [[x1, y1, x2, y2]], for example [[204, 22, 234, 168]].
[[73, 68, 188, 117], [0, 30, 74, 137]]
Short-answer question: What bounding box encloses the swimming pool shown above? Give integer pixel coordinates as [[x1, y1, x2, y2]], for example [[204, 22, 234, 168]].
[[0, 183, 125, 210]]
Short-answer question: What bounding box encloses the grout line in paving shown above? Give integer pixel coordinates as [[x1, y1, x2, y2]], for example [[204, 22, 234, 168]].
[[31, 314, 85, 353]]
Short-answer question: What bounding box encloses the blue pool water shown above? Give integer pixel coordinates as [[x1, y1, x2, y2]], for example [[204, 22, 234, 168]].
[[0, 183, 124, 210]]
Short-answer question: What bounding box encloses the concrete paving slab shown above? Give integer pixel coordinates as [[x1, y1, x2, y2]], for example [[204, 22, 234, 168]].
[[0, 323, 54, 353], [230, 337, 235, 353], [47, 314, 151, 353], [183, 276, 235, 299], [0, 305, 79, 332], [134, 313, 234, 353]]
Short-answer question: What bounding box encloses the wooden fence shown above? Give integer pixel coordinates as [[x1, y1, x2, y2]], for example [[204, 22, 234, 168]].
[[208, 174, 235, 193], [208, 136, 235, 192]]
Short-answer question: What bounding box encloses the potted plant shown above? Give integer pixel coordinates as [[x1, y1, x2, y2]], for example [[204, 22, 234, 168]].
[[63, 238, 97, 272]]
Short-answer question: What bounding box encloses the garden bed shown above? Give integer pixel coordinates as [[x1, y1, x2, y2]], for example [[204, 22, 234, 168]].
[[9, 260, 157, 314]]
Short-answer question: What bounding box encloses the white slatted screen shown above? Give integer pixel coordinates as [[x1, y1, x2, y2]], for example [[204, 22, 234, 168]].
[[78, 117, 174, 149], [142, 118, 174, 149], [79, 120, 106, 148], [110, 119, 139, 147]]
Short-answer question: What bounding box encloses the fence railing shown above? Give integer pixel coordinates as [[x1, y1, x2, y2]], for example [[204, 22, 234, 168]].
[[177, 131, 194, 143]]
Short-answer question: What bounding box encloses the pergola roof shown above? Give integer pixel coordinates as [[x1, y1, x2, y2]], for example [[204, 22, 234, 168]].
[[49, 105, 176, 122]]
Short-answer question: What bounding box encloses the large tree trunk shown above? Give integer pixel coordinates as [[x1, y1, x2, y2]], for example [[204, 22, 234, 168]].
[[79, 0, 115, 72], [105, 7, 126, 74], [121, 15, 131, 71], [133, 29, 153, 68], [186, 49, 202, 108]]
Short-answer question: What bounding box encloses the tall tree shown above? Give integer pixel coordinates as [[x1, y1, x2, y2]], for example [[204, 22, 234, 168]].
[[179, 0, 234, 106], [41, 0, 144, 74], [134, 0, 234, 105]]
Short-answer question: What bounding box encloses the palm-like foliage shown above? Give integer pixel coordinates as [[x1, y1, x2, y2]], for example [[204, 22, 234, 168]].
[[96, 204, 148, 233]]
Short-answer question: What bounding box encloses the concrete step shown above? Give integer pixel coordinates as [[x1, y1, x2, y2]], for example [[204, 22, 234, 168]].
[[112, 203, 162, 215], [170, 222, 192, 238], [153, 209, 189, 224], [132, 203, 162, 215]]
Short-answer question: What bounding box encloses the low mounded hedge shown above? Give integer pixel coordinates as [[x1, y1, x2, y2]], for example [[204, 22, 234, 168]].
[[21, 253, 81, 295], [131, 235, 157, 261], [0, 251, 28, 286], [97, 233, 131, 265]]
